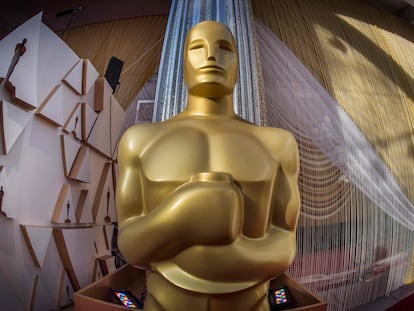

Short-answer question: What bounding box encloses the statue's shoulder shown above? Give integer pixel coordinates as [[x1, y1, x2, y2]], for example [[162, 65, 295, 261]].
[[118, 122, 165, 156], [121, 123, 155, 141], [253, 125, 298, 156]]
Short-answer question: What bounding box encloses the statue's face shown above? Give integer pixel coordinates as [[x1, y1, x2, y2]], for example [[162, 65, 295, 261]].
[[184, 21, 238, 97]]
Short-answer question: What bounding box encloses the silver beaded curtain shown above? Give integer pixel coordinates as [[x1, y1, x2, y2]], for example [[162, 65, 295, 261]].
[[153, 0, 266, 124]]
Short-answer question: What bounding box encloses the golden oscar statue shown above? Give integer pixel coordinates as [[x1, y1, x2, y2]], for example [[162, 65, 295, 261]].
[[116, 21, 300, 311]]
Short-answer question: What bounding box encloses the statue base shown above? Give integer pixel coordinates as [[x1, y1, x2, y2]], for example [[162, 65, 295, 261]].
[[269, 274, 327, 311], [74, 265, 327, 311], [74, 264, 146, 310]]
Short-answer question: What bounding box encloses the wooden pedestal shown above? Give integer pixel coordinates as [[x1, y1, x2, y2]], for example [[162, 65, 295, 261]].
[[74, 265, 326, 311], [269, 274, 327, 311], [74, 264, 146, 311]]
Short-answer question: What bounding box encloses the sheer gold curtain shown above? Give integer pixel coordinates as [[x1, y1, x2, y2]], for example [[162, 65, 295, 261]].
[[251, 0, 414, 307], [62, 15, 168, 110], [252, 0, 413, 204]]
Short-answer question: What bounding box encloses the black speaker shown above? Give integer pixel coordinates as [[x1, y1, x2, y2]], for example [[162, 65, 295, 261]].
[[104, 56, 124, 93]]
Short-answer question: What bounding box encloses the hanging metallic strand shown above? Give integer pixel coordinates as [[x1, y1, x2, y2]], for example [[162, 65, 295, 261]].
[[153, 0, 265, 125], [256, 20, 414, 310]]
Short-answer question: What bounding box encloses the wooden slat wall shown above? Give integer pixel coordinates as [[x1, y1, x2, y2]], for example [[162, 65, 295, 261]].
[[62, 15, 168, 110]]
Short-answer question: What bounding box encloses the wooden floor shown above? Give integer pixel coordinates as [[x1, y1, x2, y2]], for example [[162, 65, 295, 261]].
[[352, 282, 414, 311]]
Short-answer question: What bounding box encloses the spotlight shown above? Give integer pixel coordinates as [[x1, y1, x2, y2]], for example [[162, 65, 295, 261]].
[[56, 7, 83, 18], [55, 7, 83, 36]]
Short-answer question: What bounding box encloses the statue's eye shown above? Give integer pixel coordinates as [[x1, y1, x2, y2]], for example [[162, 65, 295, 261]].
[[218, 41, 234, 52], [189, 41, 204, 50]]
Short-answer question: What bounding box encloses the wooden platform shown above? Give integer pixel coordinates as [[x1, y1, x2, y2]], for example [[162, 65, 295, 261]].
[[269, 273, 327, 311], [74, 264, 146, 311], [74, 265, 327, 310]]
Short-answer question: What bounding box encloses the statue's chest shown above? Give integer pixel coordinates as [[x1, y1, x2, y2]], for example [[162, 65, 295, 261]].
[[141, 126, 276, 182]]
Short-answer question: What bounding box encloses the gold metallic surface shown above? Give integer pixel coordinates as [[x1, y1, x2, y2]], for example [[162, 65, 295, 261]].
[[116, 21, 300, 311]]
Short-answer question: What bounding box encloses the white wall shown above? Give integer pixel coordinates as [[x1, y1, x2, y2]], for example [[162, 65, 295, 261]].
[[0, 13, 125, 310]]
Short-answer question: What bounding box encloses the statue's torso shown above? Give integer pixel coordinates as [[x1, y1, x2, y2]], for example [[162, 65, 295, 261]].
[[139, 117, 279, 238], [125, 116, 294, 298]]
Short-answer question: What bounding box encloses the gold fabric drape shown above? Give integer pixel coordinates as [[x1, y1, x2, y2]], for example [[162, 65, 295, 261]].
[[62, 15, 168, 110], [252, 0, 414, 305], [252, 0, 413, 204]]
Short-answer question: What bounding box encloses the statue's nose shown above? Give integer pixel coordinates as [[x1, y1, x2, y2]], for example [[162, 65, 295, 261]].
[[206, 44, 216, 61]]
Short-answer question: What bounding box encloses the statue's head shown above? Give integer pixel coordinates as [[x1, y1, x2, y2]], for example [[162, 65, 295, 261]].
[[183, 21, 238, 98]]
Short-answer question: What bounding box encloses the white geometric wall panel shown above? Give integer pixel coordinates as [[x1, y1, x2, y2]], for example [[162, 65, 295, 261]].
[[37, 19, 79, 107], [60, 134, 81, 177], [50, 184, 74, 224], [0, 13, 81, 110], [61, 82, 82, 123], [94, 77, 112, 112], [0, 99, 31, 154], [87, 97, 111, 157], [112, 162, 119, 191], [20, 225, 53, 268], [0, 12, 127, 311], [110, 95, 126, 157], [63, 60, 83, 95], [36, 84, 64, 127], [0, 166, 12, 217], [82, 102, 98, 141], [0, 13, 41, 109], [75, 189, 93, 224], [82, 59, 99, 96], [60, 226, 111, 288], [103, 224, 115, 250], [35, 237, 66, 311], [57, 270, 75, 309], [62, 102, 82, 139], [92, 163, 117, 224], [69, 146, 91, 183]]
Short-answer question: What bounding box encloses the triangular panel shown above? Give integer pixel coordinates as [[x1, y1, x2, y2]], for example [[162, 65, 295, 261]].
[[0, 167, 12, 218], [37, 20, 79, 107], [63, 60, 83, 95], [81, 84, 95, 111], [75, 189, 93, 224], [57, 269, 74, 309], [103, 223, 115, 250], [111, 161, 118, 193], [60, 227, 111, 288], [91, 163, 109, 223], [92, 259, 103, 282], [81, 102, 98, 141], [82, 59, 99, 96], [110, 95, 126, 158], [50, 184, 74, 224], [69, 146, 91, 183], [93, 77, 112, 112], [62, 102, 82, 139], [0, 13, 42, 109], [36, 84, 64, 127], [0, 99, 31, 154], [61, 83, 81, 128], [92, 163, 116, 224], [20, 225, 52, 268], [60, 134, 81, 177], [87, 99, 111, 157]]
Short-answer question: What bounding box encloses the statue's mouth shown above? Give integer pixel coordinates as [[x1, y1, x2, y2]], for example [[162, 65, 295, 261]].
[[200, 65, 223, 72]]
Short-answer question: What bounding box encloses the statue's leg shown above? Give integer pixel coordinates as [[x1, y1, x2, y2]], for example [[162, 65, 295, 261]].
[[145, 271, 208, 311], [143, 293, 164, 311], [145, 271, 270, 311], [252, 295, 271, 311], [209, 282, 270, 311]]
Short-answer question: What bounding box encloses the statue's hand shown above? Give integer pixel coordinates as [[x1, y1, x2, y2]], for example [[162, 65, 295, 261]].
[[121, 172, 244, 264], [169, 172, 243, 245]]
